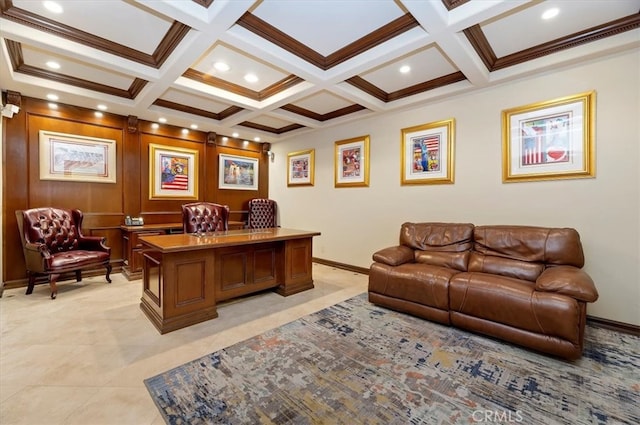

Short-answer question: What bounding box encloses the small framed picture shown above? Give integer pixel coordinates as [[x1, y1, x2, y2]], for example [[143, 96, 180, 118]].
[[219, 153, 259, 190], [149, 144, 198, 199], [287, 149, 315, 186], [335, 135, 370, 188], [401, 119, 455, 185], [502, 91, 595, 182]]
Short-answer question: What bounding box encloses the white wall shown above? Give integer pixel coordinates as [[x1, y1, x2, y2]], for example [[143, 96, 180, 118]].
[[270, 50, 640, 326]]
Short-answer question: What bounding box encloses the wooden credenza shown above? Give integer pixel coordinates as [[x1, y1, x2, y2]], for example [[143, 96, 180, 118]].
[[120, 223, 183, 281], [138, 228, 321, 334]]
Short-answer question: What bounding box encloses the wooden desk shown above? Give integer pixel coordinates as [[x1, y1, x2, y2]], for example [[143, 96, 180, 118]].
[[120, 221, 245, 280], [138, 228, 321, 334]]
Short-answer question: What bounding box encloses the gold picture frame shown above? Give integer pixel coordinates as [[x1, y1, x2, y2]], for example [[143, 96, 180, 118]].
[[39, 130, 117, 183], [287, 149, 315, 186], [334, 135, 370, 188], [502, 91, 595, 183], [401, 119, 455, 185], [149, 144, 198, 200]]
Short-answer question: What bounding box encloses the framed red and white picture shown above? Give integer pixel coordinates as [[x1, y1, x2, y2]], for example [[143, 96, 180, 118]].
[[149, 144, 198, 199]]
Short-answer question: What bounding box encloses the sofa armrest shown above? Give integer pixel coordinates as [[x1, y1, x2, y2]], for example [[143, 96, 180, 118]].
[[536, 266, 599, 302], [78, 236, 111, 253], [372, 246, 414, 266]]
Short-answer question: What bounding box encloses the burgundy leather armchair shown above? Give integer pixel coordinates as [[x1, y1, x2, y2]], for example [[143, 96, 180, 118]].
[[247, 198, 277, 229], [182, 202, 230, 234], [15, 207, 112, 299]]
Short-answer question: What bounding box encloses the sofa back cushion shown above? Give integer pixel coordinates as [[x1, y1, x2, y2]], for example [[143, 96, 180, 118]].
[[470, 225, 585, 281], [22, 207, 79, 252], [400, 222, 474, 271]]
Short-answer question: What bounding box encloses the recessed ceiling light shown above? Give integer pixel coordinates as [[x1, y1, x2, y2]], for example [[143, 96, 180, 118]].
[[181, 129, 189, 134], [46, 93, 58, 101], [400, 65, 411, 74], [97, 104, 107, 111], [158, 117, 167, 123], [46, 61, 60, 69], [94, 111, 103, 118], [542, 8, 559, 20], [48, 103, 58, 109], [254, 137, 260, 142], [151, 123, 159, 129], [244, 73, 258, 83], [190, 124, 198, 129], [214, 62, 230, 72], [222, 137, 229, 142], [43, 1, 63, 14], [232, 132, 239, 138]]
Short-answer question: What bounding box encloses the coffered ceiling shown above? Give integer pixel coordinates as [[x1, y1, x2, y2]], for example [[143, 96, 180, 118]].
[[1, 0, 638, 144]]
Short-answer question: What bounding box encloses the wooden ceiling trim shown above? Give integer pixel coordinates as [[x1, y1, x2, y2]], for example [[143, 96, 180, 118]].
[[183, 68, 260, 99], [441, 0, 470, 11], [219, 105, 244, 120], [238, 12, 419, 71], [154, 99, 225, 120], [239, 121, 305, 134], [280, 104, 324, 121], [387, 71, 467, 102], [325, 14, 420, 68], [4, 40, 145, 99], [345, 76, 389, 102], [258, 75, 305, 100], [237, 12, 325, 69], [462, 25, 496, 70], [152, 22, 192, 67], [281, 103, 366, 121], [183, 69, 303, 101], [466, 12, 640, 72], [493, 13, 640, 70], [191, 0, 213, 7], [0, 0, 189, 68], [322, 104, 367, 120]]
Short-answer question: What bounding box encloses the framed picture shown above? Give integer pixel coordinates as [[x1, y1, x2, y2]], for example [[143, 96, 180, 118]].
[[39, 130, 116, 183], [149, 144, 198, 200], [335, 135, 370, 188], [502, 91, 595, 182], [287, 149, 315, 186], [219, 154, 258, 190], [401, 118, 455, 185]]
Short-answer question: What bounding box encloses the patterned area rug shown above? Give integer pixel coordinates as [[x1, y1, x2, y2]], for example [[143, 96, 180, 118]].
[[145, 294, 640, 424]]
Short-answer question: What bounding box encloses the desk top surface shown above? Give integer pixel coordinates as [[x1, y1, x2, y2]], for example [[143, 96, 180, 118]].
[[139, 227, 321, 252]]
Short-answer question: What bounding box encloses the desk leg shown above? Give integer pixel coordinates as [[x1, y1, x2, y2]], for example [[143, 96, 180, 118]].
[[276, 237, 315, 296]]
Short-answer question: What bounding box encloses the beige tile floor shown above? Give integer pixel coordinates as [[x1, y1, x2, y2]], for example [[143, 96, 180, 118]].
[[0, 263, 369, 425]]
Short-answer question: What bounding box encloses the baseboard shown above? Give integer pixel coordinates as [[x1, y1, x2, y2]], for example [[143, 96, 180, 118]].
[[312, 258, 640, 336], [312, 257, 369, 275], [587, 316, 640, 336]]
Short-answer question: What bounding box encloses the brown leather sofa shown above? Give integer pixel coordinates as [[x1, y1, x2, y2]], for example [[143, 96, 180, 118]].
[[368, 222, 599, 360]]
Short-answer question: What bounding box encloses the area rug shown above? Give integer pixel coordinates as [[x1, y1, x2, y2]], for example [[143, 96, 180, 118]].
[[145, 294, 640, 424]]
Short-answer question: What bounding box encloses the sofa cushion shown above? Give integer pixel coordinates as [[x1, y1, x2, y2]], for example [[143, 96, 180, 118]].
[[468, 252, 543, 282], [473, 225, 585, 267], [400, 222, 474, 271], [449, 272, 581, 344], [369, 262, 458, 311]]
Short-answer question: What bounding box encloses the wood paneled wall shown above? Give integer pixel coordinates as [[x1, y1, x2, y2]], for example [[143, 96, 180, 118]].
[[2, 96, 270, 288]]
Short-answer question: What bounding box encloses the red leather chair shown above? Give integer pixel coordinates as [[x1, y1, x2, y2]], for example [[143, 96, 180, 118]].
[[182, 202, 230, 234], [15, 207, 112, 299], [247, 198, 277, 229]]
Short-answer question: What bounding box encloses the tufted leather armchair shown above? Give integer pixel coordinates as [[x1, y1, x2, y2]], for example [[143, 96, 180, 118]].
[[182, 202, 230, 234], [247, 198, 277, 229], [15, 207, 112, 299]]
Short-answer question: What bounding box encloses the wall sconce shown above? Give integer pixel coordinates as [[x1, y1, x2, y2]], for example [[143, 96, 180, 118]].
[[267, 150, 275, 162], [1, 103, 20, 118]]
